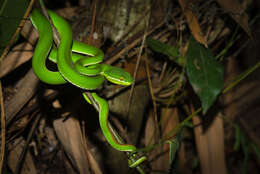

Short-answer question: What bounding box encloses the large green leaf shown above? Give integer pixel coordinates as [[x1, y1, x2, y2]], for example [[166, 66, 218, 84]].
[[146, 38, 184, 65], [0, 0, 29, 57], [186, 37, 223, 114]]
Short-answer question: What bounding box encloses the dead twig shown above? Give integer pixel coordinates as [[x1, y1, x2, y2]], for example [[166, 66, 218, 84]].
[[90, 0, 97, 38], [0, 0, 35, 61], [0, 82, 6, 174], [14, 111, 41, 174], [105, 22, 164, 65], [126, 20, 148, 122]]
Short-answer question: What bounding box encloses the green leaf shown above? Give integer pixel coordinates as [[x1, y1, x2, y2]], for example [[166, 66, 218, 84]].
[[239, 130, 251, 174], [146, 38, 184, 65], [241, 138, 250, 174], [166, 131, 182, 174], [251, 143, 260, 160], [233, 124, 241, 151], [186, 37, 224, 114], [192, 156, 199, 169], [0, 0, 29, 57]]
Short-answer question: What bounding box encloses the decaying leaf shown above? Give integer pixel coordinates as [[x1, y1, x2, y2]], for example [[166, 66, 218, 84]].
[[178, 0, 208, 47], [216, 0, 252, 38]]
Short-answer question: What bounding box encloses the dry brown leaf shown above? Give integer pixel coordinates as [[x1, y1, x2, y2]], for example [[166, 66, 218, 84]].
[[223, 57, 240, 121], [223, 57, 260, 148], [7, 137, 37, 174], [144, 108, 188, 173], [144, 110, 157, 147], [216, 0, 252, 38], [144, 110, 160, 174], [53, 118, 92, 174], [178, 0, 208, 47], [53, 117, 103, 174], [0, 43, 33, 78], [161, 108, 186, 173], [20, 19, 38, 45], [5, 69, 38, 125], [192, 110, 227, 174]]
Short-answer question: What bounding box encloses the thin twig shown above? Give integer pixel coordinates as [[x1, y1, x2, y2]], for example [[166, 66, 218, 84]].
[[81, 121, 92, 173], [163, 58, 260, 142], [105, 22, 164, 65], [14, 111, 41, 174], [140, 56, 260, 153], [0, 0, 35, 61], [126, 18, 149, 122], [144, 52, 160, 142], [0, 82, 5, 174], [239, 118, 260, 149], [90, 0, 97, 38], [39, 0, 60, 45]]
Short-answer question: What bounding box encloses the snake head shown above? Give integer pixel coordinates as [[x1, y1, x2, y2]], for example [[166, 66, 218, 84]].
[[103, 65, 133, 86]]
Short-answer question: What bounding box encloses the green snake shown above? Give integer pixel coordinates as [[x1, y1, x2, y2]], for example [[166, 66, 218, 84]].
[[30, 8, 146, 166]]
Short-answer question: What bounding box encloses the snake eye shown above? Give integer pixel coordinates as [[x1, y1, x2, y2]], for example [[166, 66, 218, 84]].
[[120, 77, 124, 81]]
